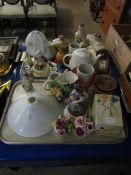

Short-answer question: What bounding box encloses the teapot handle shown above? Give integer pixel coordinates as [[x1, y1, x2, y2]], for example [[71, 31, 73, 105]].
[[93, 53, 104, 65], [63, 54, 72, 68], [0, 53, 5, 61]]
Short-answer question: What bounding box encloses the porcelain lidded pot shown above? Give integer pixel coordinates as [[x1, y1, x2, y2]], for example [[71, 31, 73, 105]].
[[63, 48, 93, 71]]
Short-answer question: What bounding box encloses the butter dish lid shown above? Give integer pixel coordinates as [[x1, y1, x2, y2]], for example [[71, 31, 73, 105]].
[[92, 94, 123, 127]]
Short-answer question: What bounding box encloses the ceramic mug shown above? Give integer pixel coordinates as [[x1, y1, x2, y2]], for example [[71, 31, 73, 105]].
[[77, 63, 95, 85], [43, 71, 60, 90], [69, 42, 80, 53]]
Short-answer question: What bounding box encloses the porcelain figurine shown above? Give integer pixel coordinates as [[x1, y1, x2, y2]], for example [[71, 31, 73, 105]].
[[32, 59, 50, 78], [75, 24, 86, 43], [21, 63, 33, 91]]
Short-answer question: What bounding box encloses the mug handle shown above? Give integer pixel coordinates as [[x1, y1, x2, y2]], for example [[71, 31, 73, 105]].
[[63, 54, 72, 68], [0, 53, 5, 61]]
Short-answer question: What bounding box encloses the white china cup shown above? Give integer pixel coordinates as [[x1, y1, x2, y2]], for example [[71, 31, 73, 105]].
[[69, 42, 80, 53]]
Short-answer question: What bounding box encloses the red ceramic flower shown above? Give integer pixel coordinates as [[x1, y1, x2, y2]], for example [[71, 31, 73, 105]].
[[56, 118, 65, 129], [75, 127, 86, 138]]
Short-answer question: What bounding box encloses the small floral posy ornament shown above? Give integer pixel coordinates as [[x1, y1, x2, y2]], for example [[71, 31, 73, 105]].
[[52, 115, 74, 137], [74, 116, 94, 138], [52, 115, 94, 138]]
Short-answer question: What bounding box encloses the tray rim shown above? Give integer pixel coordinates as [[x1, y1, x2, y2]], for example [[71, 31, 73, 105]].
[[0, 80, 128, 145]]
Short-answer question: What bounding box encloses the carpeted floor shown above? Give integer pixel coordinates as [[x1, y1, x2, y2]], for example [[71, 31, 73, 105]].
[[0, 0, 131, 174], [0, 163, 131, 175], [3, 0, 101, 42]]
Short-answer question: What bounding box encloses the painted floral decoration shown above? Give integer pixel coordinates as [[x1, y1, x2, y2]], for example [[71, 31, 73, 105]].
[[52, 115, 94, 138], [96, 95, 119, 116]]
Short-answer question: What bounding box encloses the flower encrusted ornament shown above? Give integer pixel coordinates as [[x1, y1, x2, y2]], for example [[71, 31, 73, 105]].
[[52, 115, 74, 136], [52, 115, 95, 138], [74, 116, 94, 138]]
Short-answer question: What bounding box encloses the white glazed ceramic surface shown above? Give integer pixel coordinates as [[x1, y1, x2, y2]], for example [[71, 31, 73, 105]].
[[77, 63, 94, 82], [63, 48, 93, 70], [7, 92, 61, 137], [25, 30, 47, 57]]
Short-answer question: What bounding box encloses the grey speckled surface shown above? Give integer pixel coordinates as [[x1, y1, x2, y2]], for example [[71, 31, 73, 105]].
[[0, 163, 131, 175]]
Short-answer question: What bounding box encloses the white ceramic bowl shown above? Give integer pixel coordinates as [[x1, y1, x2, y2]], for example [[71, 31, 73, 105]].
[[7, 92, 61, 137]]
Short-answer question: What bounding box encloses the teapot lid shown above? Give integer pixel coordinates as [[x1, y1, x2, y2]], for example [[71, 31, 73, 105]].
[[74, 48, 92, 58]]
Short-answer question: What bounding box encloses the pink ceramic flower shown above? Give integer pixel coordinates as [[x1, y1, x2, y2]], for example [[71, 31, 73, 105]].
[[56, 118, 65, 129], [54, 128, 66, 136], [84, 122, 94, 134], [75, 127, 86, 138], [75, 116, 84, 127]]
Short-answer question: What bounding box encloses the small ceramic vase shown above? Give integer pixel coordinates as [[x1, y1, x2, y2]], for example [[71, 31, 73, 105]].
[[55, 49, 65, 65], [80, 39, 89, 48], [75, 24, 86, 43]]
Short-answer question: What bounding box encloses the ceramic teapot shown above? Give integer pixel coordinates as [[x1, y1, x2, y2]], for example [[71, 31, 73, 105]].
[[63, 48, 93, 70], [63, 48, 103, 71]]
